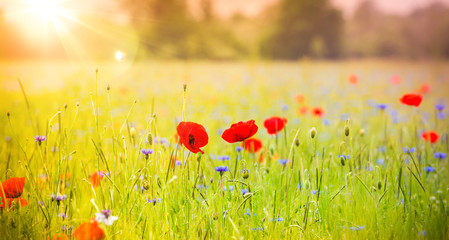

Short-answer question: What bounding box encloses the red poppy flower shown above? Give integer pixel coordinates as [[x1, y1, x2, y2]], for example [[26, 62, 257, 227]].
[[0, 198, 28, 210], [295, 94, 305, 103], [312, 107, 324, 117], [74, 218, 105, 240], [243, 138, 263, 153], [421, 131, 439, 143], [176, 121, 208, 154], [48, 233, 69, 240], [298, 106, 309, 115], [90, 171, 107, 188], [418, 83, 430, 94], [0, 177, 25, 198], [349, 74, 358, 84], [400, 93, 423, 107], [222, 120, 258, 143], [263, 117, 287, 134], [390, 75, 401, 85]]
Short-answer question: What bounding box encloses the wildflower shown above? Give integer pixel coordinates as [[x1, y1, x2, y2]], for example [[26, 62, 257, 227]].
[[221, 120, 258, 143], [437, 112, 445, 119], [311, 190, 323, 195], [376, 158, 385, 165], [0, 177, 28, 210], [310, 127, 317, 139], [48, 233, 69, 240], [420, 230, 426, 236], [399, 93, 423, 107], [235, 146, 243, 152], [418, 83, 430, 94], [90, 171, 108, 188], [223, 186, 234, 192], [263, 116, 287, 134], [146, 198, 162, 205], [295, 94, 305, 103], [348, 225, 365, 231], [435, 103, 445, 112], [403, 147, 416, 153], [242, 189, 249, 196], [141, 149, 153, 159], [338, 155, 350, 160], [281, 104, 289, 111], [349, 74, 358, 84], [390, 75, 401, 84], [424, 166, 435, 173], [94, 209, 118, 226], [378, 146, 386, 153], [322, 119, 331, 126], [51, 193, 67, 205], [298, 106, 309, 115], [241, 168, 249, 179], [272, 217, 284, 222], [245, 208, 252, 217], [176, 122, 209, 154], [376, 104, 387, 110], [58, 213, 66, 219], [434, 152, 447, 159], [312, 107, 324, 118], [73, 218, 105, 240], [215, 166, 229, 176], [35, 135, 46, 145], [175, 160, 182, 166], [217, 155, 231, 161], [243, 138, 263, 153], [278, 159, 288, 166], [421, 131, 439, 143]]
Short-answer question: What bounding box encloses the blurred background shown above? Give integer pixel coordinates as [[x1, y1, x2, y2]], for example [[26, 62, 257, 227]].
[[1, 0, 449, 61]]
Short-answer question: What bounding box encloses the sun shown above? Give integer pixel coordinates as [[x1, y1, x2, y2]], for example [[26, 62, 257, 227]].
[[23, 0, 66, 22]]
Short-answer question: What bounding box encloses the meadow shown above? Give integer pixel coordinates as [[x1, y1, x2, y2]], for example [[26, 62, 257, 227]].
[[0, 60, 448, 239]]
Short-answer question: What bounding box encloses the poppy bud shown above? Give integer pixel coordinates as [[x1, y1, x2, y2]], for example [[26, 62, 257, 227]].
[[64, 103, 68, 109], [295, 138, 300, 147], [130, 127, 136, 137], [142, 179, 150, 190], [147, 134, 153, 145], [340, 156, 345, 166], [344, 125, 350, 137], [241, 169, 249, 179], [183, 84, 187, 92], [269, 145, 275, 155], [304, 180, 310, 190], [76, 102, 80, 107], [213, 212, 218, 220], [310, 127, 317, 139], [210, 177, 214, 184], [107, 84, 110, 91], [7, 112, 10, 117], [360, 129, 365, 137], [377, 181, 382, 190]]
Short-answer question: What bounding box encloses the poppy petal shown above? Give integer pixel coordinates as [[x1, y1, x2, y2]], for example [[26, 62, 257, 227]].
[[1, 177, 25, 198]]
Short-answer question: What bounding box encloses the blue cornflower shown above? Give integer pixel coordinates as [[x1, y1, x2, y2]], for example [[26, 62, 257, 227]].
[[338, 155, 350, 160], [146, 198, 162, 205], [378, 146, 386, 153], [377, 104, 388, 110], [58, 213, 66, 219], [242, 189, 249, 195], [141, 149, 153, 159], [61, 225, 73, 231], [278, 159, 288, 166], [434, 152, 447, 159], [437, 112, 445, 119], [35, 135, 46, 145], [175, 160, 182, 166], [348, 225, 365, 231], [217, 155, 231, 161], [322, 119, 331, 126], [235, 146, 243, 152], [297, 183, 302, 189], [281, 104, 289, 111], [403, 147, 416, 153], [376, 158, 385, 165], [420, 230, 426, 236], [215, 166, 229, 176], [245, 208, 253, 217], [311, 190, 323, 195], [272, 218, 284, 222], [435, 104, 445, 112], [51, 193, 67, 205], [424, 166, 435, 173]]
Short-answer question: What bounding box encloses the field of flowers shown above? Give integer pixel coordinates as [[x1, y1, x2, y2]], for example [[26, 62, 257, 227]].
[[0, 60, 448, 239]]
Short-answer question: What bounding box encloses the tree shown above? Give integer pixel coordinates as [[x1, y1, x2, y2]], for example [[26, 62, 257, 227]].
[[260, 0, 343, 59]]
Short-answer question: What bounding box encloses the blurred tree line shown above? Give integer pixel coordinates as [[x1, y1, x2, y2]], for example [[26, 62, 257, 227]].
[[1, 0, 449, 60]]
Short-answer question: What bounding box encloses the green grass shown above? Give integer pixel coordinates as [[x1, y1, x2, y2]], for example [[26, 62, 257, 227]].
[[0, 60, 448, 239]]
